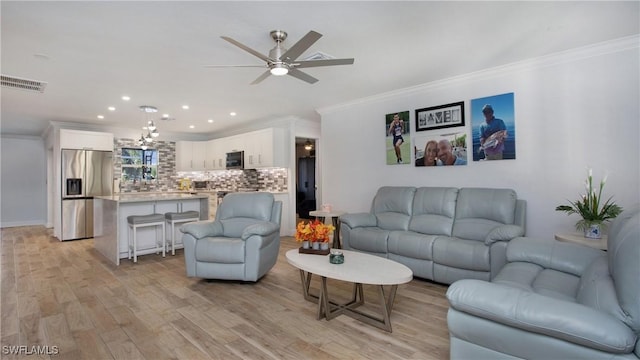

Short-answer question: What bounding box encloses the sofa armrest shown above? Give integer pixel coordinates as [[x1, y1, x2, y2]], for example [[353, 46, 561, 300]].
[[241, 222, 280, 240], [340, 213, 377, 228], [447, 279, 636, 353], [485, 224, 524, 245], [180, 220, 223, 239]]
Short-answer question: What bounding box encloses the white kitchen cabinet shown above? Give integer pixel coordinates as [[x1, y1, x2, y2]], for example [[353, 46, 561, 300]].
[[244, 128, 287, 168], [176, 141, 207, 171], [207, 139, 226, 170], [60, 129, 113, 151]]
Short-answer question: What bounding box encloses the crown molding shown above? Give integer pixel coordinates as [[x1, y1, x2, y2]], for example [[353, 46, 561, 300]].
[[317, 34, 639, 116]]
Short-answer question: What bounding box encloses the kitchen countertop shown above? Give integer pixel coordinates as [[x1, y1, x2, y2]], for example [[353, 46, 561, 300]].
[[96, 193, 209, 203]]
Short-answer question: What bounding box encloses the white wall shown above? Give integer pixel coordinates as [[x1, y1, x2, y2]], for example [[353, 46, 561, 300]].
[[318, 36, 640, 239], [1, 136, 47, 227]]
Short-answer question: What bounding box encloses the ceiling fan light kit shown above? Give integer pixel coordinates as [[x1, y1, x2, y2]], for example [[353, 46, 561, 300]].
[[211, 29, 354, 84]]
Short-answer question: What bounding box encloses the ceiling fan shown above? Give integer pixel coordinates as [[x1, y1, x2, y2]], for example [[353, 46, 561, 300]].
[[207, 30, 355, 85]]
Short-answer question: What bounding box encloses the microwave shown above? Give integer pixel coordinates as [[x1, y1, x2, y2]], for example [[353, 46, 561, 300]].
[[226, 150, 244, 169]]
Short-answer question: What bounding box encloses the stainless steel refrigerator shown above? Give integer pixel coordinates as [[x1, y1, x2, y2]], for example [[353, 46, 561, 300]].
[[61, 149, 113, 240]]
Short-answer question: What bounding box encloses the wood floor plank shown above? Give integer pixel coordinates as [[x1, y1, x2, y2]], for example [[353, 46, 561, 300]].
[[71, 329, 114, 360], [41, 313, 77, 356], [1, 226, 453, 360]]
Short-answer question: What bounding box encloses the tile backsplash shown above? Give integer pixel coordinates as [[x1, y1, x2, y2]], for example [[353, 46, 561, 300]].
[[177, 168, 288, 192], [114, 138, 288, 193], [115, 139, 178, 192]]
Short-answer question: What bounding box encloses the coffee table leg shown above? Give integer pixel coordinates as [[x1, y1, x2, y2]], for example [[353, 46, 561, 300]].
[[317, 276, 330, 320], [299, 270, 316, 302]]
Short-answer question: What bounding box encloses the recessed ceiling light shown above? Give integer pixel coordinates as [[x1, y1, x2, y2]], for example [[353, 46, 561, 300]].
[[230, 112, 237, 116], [162, 113, 170, 118], [189, 125, 195, 129], [97, 115, 104, 119], [108, 106, 116, 111], [182, 105, 189, 110], [121, 96, 130, 101], [208, 119, 214, 123]]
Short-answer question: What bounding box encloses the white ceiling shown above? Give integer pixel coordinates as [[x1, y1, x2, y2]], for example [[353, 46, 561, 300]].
[[2, 1, 638, 138]]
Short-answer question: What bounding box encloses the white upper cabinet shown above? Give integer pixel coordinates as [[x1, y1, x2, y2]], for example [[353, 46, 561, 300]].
[[60, 129, 114, 151], [176, 127, 288, 172], [176, 141, 207, 171], [207, 139, 226, 170]]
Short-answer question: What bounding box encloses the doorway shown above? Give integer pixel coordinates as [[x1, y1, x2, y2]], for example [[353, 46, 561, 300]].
[[295, 138, 316, 221]]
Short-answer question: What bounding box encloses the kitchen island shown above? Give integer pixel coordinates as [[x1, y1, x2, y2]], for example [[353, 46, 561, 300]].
[[94, 193, 209, 265]]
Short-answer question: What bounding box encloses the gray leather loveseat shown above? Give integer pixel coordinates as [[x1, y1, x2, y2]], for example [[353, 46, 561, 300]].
[[446, 208, 640, 359], [340, 187, 526, 284]]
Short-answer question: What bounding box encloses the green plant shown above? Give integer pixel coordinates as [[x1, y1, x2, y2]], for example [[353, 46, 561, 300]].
[[556, 168, 623, 231]]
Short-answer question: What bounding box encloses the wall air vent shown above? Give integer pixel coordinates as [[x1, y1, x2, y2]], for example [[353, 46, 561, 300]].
[[1, 74, 47, 93]]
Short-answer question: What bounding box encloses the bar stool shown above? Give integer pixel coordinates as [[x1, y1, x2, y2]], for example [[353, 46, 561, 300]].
[[127, 213, 166, 263], [165, 210, 200, 255]]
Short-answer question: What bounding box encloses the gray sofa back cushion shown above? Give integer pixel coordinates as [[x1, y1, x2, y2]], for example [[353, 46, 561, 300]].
[[607, 208, 640, 334], [409, 187, 458, 236], [217, 192, 275, 238], [372, 186, 416, 231], [453, 188, 517, 241]]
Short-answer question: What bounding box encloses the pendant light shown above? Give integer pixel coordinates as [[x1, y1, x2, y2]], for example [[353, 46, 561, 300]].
[[139, 105, 159, 147]]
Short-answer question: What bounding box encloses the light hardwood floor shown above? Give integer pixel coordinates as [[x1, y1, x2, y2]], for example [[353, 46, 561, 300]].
[[1, 226, 450, 359]]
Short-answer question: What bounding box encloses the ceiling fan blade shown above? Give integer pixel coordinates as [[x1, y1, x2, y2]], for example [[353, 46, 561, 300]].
[[204, 65, 268, 68], [287, 69, 318, 84], [294, 58, 355, 69], [250, 70, 272, 85], [221, 36, 272, 63], [279, 30, 322, 62]]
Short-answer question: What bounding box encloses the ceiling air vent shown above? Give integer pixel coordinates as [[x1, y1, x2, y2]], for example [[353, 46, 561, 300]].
[[1, 74, 47, 93], [302, 51, 335, 61]]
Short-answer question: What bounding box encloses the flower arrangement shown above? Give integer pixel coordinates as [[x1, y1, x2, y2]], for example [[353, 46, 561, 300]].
[[295, 219, 335, 243], [555, 168, 623, 232]]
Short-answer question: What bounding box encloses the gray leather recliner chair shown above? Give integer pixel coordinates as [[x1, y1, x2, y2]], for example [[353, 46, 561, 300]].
[[446, 208, 640, 359], [180, 192, 282, 282]]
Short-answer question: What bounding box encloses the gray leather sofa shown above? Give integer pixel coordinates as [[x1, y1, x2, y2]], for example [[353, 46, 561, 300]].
[[340, 187, 526, 284], [446, 208, 640, 359], [181, 192, 282, 282]]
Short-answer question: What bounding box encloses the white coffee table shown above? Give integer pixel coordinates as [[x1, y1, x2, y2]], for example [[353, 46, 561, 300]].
[[285, 249, 413, 332]]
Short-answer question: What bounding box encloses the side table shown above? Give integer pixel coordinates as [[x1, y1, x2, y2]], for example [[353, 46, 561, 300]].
[[555, 232, 608, 251], [309, 210, 345, 249]]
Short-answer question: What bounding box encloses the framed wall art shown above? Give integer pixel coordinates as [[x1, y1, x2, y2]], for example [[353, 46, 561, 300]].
[[385, 111, 411, 165], [414, 131, 468, 167], [415, 101, 465, 132], [471, 92, 516, 161]]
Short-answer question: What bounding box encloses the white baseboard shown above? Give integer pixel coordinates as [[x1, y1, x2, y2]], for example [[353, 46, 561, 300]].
[[0, 220, 46, 228]]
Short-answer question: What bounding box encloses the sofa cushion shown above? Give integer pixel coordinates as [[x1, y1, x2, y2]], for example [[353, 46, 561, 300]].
[[453, 188, 517, 241], [408, 187, 457, 236], [388, 230, 437, 260], [494, 263, 580, 302], [372, 186, 416, 230], [195, 237, 245, 263], [217, 192, 275, 222], [345, 227, 389, 254], [432, 236, 490, 272]]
